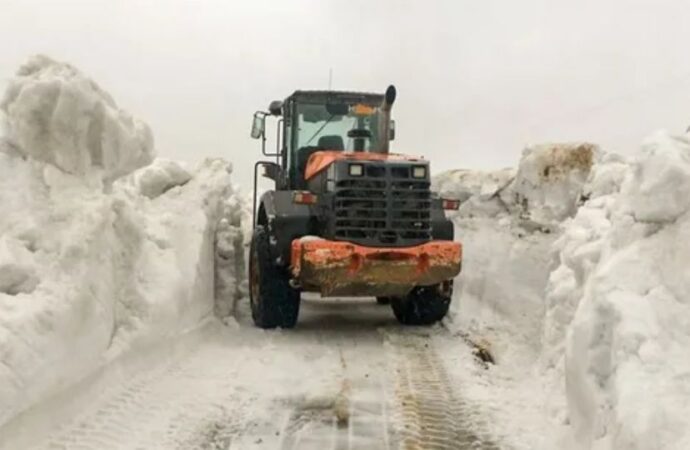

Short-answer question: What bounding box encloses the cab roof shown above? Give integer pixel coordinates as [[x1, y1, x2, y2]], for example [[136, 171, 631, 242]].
[[287, 90, 384, 105]]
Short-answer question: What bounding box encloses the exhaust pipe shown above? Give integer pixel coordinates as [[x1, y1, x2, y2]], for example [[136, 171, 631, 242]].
[[376, 85, 396, 154]]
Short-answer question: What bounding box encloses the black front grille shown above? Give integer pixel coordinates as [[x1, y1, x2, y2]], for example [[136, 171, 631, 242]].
[[331, 165, 431, 246]]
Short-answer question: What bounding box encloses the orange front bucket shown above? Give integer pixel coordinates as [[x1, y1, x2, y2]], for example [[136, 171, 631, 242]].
[[291, 238, 462, 297]]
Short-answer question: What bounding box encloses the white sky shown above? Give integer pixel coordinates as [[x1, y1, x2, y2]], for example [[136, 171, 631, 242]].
[[2, 0, 690, 188]]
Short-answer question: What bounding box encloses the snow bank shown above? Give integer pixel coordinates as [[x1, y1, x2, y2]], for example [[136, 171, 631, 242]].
[[553, 132, 690, 449], [432, 145, 595, 449], [441, 134, 690, 449], [214, 192, 250, 319], [0, 57, 244, 429], [436, 143, 595, 356], [1, 55, 153, 183], [541, 152, 630, 372]]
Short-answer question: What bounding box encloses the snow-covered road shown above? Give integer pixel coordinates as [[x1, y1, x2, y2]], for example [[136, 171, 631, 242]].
[[4, 55, 690, 450], [0, 297, 500, 450]]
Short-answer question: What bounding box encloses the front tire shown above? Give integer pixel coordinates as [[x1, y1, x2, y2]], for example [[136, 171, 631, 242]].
[[391, 284, 452, 325], [249, 226, 300, 329]]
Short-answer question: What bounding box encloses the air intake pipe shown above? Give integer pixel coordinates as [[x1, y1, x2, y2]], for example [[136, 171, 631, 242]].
[[376, 85, 396, 154]]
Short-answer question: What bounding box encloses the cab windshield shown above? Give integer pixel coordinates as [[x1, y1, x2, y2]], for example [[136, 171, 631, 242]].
[[295, 101, 383, 153]]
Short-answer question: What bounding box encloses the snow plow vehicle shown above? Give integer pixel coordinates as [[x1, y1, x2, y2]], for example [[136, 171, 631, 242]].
[[249, 85, 462, 328]]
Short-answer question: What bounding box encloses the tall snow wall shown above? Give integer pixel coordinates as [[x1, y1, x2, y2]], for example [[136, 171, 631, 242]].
[[434, 143, 596, 358], [436, 135, 690, 449], [0, 56, 244, 429]]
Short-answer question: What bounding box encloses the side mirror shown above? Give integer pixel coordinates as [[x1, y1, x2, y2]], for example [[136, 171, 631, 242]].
[[389, 119, 396, 140], [250, 112, 265, 139]]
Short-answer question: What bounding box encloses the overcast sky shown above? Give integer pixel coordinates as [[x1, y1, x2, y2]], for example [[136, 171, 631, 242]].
[[2, 0, 690, 188]]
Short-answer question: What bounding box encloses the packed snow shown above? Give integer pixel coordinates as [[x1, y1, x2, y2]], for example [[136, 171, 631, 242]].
[[0, 56, 244, 430]]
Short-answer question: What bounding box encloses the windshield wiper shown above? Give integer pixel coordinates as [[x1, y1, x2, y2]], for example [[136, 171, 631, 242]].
[[304, 114, 335, 146]]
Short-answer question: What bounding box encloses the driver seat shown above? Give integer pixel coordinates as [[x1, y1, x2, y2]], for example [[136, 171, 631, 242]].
[[316, 135, 344, 151]]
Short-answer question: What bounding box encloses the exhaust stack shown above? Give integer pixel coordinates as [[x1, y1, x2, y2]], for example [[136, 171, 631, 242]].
[[376, 85, 396, 154]]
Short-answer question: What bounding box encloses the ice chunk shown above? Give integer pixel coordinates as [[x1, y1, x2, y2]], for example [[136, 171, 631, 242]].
[[132, 158, 192, 199], [506, 142, 597, 224], [626, 131, 690, 223]]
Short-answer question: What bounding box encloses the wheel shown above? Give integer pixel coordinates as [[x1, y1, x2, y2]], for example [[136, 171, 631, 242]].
[[376, 297, 391, 305], [249, 226, 300, 329], [391, 283, 452, 325]]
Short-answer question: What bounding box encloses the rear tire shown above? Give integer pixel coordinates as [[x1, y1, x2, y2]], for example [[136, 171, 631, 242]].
[[391, 284, 452, 325], [249, 226, 300, 329]]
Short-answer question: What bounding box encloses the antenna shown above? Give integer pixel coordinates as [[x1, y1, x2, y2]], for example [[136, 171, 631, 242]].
[[328, 68, 333, 90]]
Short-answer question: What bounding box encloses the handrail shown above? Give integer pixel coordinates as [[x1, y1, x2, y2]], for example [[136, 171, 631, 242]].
[[252, 161, 278, 229]]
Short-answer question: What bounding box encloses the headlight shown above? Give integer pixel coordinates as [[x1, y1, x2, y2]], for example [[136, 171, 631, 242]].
[[349, 163, 364, 177], [412, 166, 427, 178]]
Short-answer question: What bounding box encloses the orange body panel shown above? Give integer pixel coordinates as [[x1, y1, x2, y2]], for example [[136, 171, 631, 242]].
[[304, 151, 425, 181], [291, 238, 462, 297]]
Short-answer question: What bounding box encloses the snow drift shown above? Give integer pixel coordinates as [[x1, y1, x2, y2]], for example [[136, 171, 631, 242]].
[[0, 56, 244, 429], [438, 135, 690, 449]]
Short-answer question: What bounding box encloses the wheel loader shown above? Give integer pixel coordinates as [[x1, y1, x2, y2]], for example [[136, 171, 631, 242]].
[[249, 85, 462, 328]]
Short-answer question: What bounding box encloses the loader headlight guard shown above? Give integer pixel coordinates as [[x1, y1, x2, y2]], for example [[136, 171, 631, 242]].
[[412, 166, 427, 179], [349, 163, 364, 177]]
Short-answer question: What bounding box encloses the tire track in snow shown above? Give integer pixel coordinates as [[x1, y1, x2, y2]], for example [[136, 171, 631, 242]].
[[21, 329, 250, 450], [276, 367, 394, 450], [384, 330, 500, 450], [272, 300, 397, 450], [3, 300, 507, 450]]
